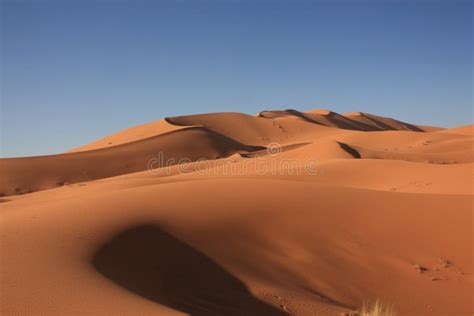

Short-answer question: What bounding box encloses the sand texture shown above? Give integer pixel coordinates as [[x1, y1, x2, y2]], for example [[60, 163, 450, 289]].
[[1, 109, 472, 315]]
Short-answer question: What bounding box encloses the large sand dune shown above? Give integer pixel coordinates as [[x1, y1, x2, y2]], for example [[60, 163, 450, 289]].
[[1, 109, 472, 315]]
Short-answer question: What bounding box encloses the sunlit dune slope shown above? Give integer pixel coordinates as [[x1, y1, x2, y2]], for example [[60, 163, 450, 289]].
[[69, 119, 185, 153], [437, 124, 474, 136]]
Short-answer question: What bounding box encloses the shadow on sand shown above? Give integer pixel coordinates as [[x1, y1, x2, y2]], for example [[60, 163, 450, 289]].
[[92, 224, 287, 316]]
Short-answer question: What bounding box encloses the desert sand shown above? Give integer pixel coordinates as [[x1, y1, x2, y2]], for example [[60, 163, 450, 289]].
[[0, 109, 472, 315]]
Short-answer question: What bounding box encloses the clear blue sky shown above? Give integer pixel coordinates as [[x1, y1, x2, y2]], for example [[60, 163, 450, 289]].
[[1, 0, 472, 157]]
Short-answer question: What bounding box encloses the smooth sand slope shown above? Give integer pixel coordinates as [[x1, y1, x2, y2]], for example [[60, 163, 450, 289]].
[[1, 109, 472, 316]]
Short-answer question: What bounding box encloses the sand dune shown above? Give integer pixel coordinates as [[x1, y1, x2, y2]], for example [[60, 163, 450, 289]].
[[69, 109, 440, 153], [342, 111, 435, 132], [438, 124, 474, 136], [0, 127, 264, 196], [1, 109, 472, 316], [258, 109, 437, 132]]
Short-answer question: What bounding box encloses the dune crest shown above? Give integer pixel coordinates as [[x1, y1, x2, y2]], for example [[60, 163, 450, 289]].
[[438, 124, 474, 136], [70, 119, 184, 153], [0, 126, 264, 196], [70, 109, 439, 153]]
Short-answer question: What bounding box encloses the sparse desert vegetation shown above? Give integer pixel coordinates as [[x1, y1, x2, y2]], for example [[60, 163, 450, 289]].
[[360, 301, 396, 316]]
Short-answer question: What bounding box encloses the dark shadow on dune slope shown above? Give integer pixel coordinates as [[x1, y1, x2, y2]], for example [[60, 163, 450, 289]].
[[92, 224, 287, 316], [359, 113, 424, 132], [337, 142, 361, 159]]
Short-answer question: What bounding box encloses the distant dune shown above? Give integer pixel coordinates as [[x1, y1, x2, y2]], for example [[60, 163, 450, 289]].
[[437, 124, 474, 136], [1, 109, 472, 315]]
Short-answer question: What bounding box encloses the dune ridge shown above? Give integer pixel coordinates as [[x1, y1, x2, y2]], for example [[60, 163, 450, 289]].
[[0, 126, 264, 196], [70, 109, 439, 153], [2, 110, 469, 196], [69, 119, 185, 153]]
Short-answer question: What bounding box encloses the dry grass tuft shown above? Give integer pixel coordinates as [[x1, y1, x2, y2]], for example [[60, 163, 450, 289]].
[[359, 300, 396, 316]]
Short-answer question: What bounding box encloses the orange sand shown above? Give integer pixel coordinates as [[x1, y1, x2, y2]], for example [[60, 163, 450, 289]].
[[1, 109, 472, 315]]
